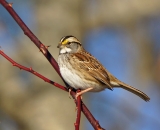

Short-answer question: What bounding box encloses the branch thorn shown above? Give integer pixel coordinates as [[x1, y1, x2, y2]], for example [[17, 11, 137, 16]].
[[29, 67, 33, 71], [8, 3, 13, 7], [45, 45, 51, 49], [39, 44, 47, 54]]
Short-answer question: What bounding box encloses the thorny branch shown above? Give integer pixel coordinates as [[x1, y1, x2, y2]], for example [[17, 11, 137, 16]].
[[0, 0, 105, 130]]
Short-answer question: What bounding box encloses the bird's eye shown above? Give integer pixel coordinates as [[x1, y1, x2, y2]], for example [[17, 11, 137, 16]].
[[66, 42, 71, 48], [68, 42, 72, 45]]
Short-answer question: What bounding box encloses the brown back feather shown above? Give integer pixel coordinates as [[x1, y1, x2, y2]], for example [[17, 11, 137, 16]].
[[70, 50, 113, 90]]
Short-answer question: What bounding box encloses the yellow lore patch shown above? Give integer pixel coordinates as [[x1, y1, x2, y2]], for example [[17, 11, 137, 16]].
[[62, 39, 68, 45]]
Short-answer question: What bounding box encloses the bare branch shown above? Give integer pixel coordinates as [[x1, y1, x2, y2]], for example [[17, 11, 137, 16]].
[[0, 50, 67, 91]]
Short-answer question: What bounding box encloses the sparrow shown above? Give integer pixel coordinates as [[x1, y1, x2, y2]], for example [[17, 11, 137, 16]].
[[57, 35, 150, 101]]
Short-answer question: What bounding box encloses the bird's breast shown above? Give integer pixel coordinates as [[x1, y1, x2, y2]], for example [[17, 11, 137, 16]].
[[58, 54, 106, 91]]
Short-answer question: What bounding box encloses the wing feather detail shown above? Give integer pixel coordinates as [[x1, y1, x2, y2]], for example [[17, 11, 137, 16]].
[[71, 51, 113, 90]]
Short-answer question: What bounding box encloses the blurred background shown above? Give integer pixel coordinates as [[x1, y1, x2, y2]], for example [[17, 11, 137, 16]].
[[0, 0, 160, 130]]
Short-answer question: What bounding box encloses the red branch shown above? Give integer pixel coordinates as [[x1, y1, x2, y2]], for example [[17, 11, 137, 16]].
[[0, 0, 105, 130], [75, 90, 82, 130], [0, 50, 67, 92]]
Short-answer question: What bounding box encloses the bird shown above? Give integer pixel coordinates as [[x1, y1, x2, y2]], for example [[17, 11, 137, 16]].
[[57, 35, 150, 101]]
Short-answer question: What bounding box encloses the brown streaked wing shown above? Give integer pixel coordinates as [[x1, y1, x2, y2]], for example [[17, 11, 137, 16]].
[[71, 52, 113, 90]]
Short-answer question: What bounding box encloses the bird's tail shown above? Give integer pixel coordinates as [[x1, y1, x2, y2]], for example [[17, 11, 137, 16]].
[[114, 80, 150, 101]]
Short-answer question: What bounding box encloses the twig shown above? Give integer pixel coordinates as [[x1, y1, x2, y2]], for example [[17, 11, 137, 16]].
[[75, 90, 82, 130], [0, 50, 67, 92], [0, 0, 105, 129]]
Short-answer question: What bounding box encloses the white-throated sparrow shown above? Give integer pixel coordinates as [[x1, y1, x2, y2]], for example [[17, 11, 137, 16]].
[[57, 35, 150, 101]]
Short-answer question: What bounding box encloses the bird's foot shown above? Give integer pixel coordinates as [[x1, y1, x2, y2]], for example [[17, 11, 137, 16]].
[[75, 87, 93, 99]]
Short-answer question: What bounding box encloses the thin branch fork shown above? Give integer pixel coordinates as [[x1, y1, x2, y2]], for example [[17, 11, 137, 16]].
[[0, 50, 67, 92], [0, 49, 103, 130], [0, 49, 82, 129], [0, 0, 105, 130]]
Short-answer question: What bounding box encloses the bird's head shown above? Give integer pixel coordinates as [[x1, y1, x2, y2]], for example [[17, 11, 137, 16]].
[[57, 35, 82, 54]]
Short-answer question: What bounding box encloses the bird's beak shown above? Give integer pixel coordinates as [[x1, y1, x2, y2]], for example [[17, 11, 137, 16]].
[[57, 43, 61, 48], [57, 43, 65, 49]]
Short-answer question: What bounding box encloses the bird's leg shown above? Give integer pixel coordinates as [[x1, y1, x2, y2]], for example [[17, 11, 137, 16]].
[[75, 87, 93, 99]]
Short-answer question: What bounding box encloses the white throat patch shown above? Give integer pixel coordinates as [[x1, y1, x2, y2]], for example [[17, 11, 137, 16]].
[[60, 47, 72, 54]]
